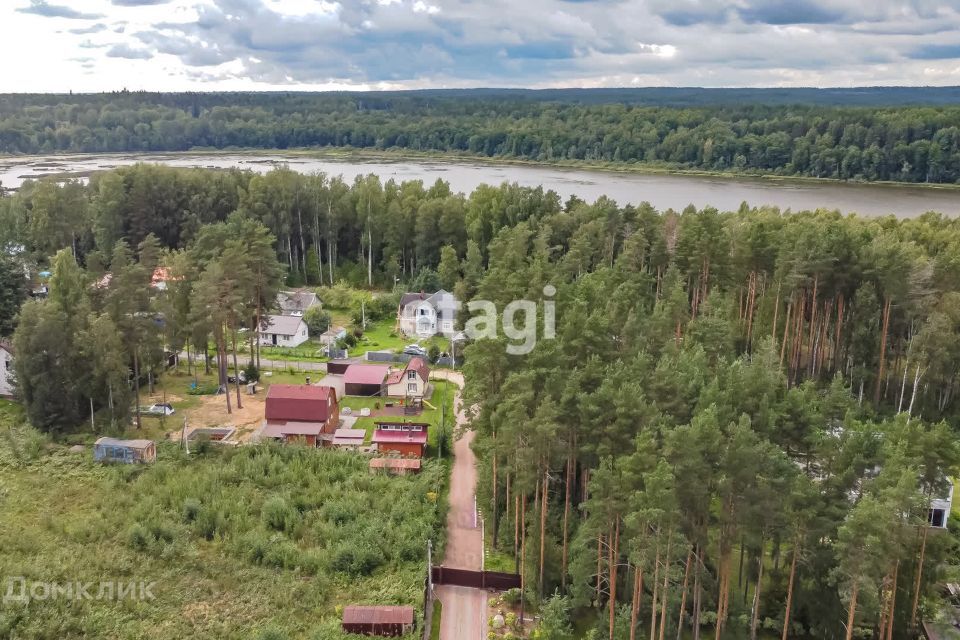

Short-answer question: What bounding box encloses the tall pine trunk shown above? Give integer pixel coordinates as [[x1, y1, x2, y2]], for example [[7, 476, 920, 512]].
[[677, 550, 692, 640], [874, 296, 892, 405], [782, 543, 799, 640], [845, 580, 859, 640], [630, 565, 643, 640]]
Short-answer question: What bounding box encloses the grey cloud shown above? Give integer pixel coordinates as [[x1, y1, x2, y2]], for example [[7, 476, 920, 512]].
[[16, 0, 104, 19], [104, 0, 960, 88], [737, 1, 845, 25], [106, 43, 153, 59], [111, 0, 171, 5], [68, 22, 108, 34]]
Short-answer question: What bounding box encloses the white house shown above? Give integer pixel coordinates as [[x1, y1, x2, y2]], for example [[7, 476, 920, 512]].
[[259, 315, 310, 348], [276, 290, 320, 317], [397, 290, 458, 338], [929, 481, 953, 530], [0, 339, 14, 398], [385, 357, 430, 399]]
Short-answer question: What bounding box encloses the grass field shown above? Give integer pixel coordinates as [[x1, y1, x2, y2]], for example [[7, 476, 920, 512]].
[[0, 400, 448, 640], [340, 382, 456, 454]]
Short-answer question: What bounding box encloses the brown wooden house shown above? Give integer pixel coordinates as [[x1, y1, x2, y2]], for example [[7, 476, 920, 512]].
[[263, 384, 339, 447]]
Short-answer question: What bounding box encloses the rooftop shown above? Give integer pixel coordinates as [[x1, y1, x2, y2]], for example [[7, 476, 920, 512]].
[[263, 420, 328, 437], [94, 437, 154, 450], [265, 385, 336, 422], [262, 314, 305, 335], [343, 364, 391, 386], [342, 605, 414, 625], [372, 430, 428, 445]]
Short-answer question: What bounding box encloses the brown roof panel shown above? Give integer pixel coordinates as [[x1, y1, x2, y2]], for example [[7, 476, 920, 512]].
[[342, 605, 414, 625], [265, 385, 336, 422], [343, 364, 391, 386]]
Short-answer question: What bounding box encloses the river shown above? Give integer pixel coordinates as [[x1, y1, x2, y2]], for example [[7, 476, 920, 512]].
[[1, 152, 957, 218]]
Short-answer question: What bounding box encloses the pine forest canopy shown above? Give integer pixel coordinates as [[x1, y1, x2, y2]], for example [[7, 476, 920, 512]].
[[3, 162, 960, 638], [2, 89, 960, 183]]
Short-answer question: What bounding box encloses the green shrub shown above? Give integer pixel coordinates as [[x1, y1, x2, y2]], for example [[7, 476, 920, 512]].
[[182, 498, 201, 522], [243, 362, 261, 383], [502, 587, 523, 606], [127, 523, 150, 551], [262, 496, 297, 532]]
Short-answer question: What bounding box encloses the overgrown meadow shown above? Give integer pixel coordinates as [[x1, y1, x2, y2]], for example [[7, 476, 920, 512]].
[[0, 402, 447, 640]]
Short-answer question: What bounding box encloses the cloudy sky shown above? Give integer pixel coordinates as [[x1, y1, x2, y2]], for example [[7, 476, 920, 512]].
[[2, 0, 960, 92]]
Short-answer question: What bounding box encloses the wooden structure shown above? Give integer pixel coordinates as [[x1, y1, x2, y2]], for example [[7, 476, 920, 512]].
[[341, 605, 414, 637], [372, 421, 429, 458], [93, 438, 156, 464], [263, 384, 339, 447], [343, 364, 390, 396], [333, 428, 367, 449], [369, 458, 422, 475]]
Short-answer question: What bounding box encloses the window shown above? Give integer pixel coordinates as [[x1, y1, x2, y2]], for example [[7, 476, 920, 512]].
[[930, 508, 946, 528], [408, 383, 417, 393], [407, 370, 417, 380]]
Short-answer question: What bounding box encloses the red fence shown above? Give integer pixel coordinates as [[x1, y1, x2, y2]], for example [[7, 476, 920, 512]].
[[431, 566, 521, 590]]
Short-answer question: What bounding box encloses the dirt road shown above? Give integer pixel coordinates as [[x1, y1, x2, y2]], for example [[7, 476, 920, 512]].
[[435, 585, 487, 640], [430, 370, 487, 640]]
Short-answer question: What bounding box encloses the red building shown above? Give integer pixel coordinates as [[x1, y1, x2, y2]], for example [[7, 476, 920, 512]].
[[263, 385, 339, 447], [372, 421, 429, 458]]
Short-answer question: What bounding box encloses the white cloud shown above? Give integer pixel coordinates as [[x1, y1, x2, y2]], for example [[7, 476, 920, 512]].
[[1, 0, 959, 91], [412, 0, 439, 15]]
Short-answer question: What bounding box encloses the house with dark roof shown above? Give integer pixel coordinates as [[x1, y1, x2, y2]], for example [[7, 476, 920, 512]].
[[263, 384, 339, 447], [385, 357, 430, 399], [276, 289, 320, 316], [259, 314, 309, 348], [397, 290, 458, 338], [0, 339, 13, 399], [343, 364, 391, 396]]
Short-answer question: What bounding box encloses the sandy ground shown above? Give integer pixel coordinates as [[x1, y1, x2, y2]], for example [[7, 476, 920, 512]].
[[436, 585, 487, 640], [158, 389, 267, 443], [443, 429, 483, 570], [430, 370, 487, 640]]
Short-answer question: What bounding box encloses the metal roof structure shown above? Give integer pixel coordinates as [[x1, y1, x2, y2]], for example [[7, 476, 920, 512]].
[[261, 314, 306, 335], [265, 384, 336, 422], [342, 606, 414, 625]]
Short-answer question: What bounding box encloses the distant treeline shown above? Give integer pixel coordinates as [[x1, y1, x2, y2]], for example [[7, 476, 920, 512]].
[[2, 90, 960, 183]]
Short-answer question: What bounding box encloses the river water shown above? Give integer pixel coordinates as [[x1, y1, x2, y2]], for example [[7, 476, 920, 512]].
[[1, 152, 958, 218]]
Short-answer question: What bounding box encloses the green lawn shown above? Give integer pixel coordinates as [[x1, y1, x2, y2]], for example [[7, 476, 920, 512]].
[[340, 382, 456, 455], [347, 319, 451, 358], [430, 601, 443, 640], [0, 401, 447, 640], [258, 340, 330, 362]]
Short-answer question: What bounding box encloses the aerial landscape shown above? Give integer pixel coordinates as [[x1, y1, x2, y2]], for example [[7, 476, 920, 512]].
[[3, 1, 960, 640]]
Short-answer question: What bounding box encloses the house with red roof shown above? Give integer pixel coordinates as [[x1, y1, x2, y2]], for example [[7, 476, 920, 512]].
[[372, 420, 429, 458], [263, 384, 339, 447], [385, 357, 430, 399], [343, 363, 391, 397]]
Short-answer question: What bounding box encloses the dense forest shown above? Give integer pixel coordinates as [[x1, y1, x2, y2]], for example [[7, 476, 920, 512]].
[[3, 91, 960, 183], [3, 164, 960, 638]]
